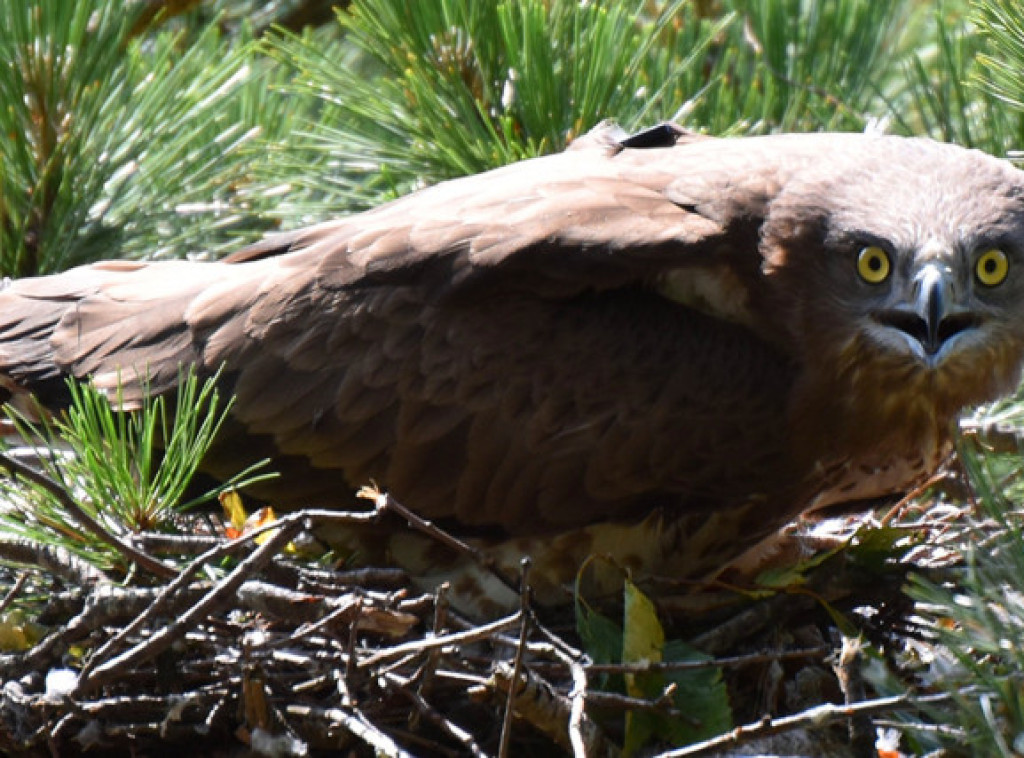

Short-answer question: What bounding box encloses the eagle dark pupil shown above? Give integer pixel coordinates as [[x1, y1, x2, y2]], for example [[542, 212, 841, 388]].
[[869, 257, 882, 271], [985, 259, 997, 274]]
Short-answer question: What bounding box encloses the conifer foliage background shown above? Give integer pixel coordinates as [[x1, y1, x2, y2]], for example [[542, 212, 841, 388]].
[[3, 0, 1018, 278], [4, 0, 1024, 754]]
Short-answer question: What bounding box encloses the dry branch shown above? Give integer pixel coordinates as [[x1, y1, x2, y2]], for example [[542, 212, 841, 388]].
[[0, 493, 963, 756]]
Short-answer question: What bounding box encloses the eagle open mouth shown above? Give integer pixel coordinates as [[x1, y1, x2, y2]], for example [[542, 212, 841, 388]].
[[873, 309, 981, 357]]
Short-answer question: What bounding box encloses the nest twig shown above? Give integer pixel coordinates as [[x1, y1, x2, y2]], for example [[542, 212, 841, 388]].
[[0, 483, 972, 756]]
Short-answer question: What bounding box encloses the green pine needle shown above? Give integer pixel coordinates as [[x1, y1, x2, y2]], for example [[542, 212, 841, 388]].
[[0, 371, 271, 576], [0, 0, 307, 276]]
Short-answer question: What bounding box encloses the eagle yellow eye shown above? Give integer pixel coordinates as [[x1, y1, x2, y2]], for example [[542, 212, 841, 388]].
[[856, 246, 890, 284], [976, 248, 1009, 286]]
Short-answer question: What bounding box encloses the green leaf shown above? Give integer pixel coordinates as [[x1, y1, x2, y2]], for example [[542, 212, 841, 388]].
[[622, 580, 732, 753], [755, 541, 846, 589], [623, 578, 666, 677], [576, 598, 622, 666], [623, 579, 666, 754], [661, 639, 733, 747]]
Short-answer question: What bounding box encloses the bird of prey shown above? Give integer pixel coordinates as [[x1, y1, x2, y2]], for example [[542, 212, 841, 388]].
[[2, 123, 1024, 611]]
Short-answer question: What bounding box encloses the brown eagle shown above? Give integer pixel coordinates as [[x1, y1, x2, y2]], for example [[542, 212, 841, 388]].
[[2, 124, 1024, 609]]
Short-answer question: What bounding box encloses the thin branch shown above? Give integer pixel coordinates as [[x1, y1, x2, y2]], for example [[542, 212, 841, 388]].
[[489, 662, 620, 758], [525, 627, 602, 758], [129, 532, 223, 555], [584, 645, 831, 675], [76, 505, 383, 685], [414, 581, 449, 715], [654, 691, 961, 758], [366, 488, 521, 597], [585, 687, 686, 720], [358, 611, 522, 668], [499, 558, 532, 758], [0, 537, 110, 585], [390, 675, 489, 758], [834, 636, 875, 758], [0, 452, 174, 579], [567, 657, 589, 758], [76, 518, 304, 694], [288, 704, 415, 758], [0, 585, 204, 681], [880, 456, 957, 525], [0, 572, 28, 615]]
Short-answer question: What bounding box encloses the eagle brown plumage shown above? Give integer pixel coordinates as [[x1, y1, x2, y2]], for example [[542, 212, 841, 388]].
[[3, 123, 1024, 610]]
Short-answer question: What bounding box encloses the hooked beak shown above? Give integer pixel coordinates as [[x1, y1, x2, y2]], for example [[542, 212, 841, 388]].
[[874, 263, 980, 359]]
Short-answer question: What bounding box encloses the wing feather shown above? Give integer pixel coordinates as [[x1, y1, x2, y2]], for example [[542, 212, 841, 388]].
[[0, 126, 848, 532]]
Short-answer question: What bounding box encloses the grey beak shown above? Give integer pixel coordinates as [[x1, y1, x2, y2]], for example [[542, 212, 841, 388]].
[[876, 263, 978, 358], [912, 264, 952, 356]]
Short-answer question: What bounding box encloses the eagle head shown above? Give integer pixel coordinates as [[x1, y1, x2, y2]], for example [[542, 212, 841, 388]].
[[764, 136, 1024, 467]]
